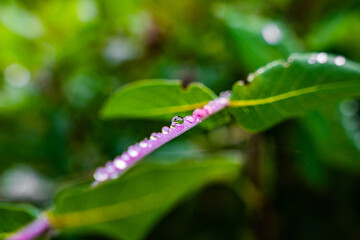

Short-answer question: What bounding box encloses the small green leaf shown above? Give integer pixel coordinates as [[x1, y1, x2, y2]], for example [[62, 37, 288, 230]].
[[100, 79, 229, 129], [229, 52, 360, 132], [0, 203, 39, 239], [50, 155, 241, 240]]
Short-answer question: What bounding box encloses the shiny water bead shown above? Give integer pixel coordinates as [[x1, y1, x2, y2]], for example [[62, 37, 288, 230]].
[[128, 145, 140, 157], [184, 115, 196, 123], [316, 52, 328, 64], [139, 139, 149, 148], [94, 167, 108, 182], [247, 73, 255, 82], [105, 161, 116, 174], [334, 56, 346, 66], [220, 90, 231, 99], [172, 116, 184, 125], [171, 116, 184, 128], [203, 105, 214, 114], [114, 158, 127, 170], [150, 132, 160, 140], [162, 126, 170, 134], [193, 108, 207, 119]]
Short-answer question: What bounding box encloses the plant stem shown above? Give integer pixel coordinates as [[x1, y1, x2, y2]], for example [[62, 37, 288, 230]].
[[6, 214, 50, 240]]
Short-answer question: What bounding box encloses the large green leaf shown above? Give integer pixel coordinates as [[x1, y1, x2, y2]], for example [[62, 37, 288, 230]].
[[0, 203, 39, 240], [100, 79, 229, 129], [49, 155, 241, 240], [229, 52, 360, 132]]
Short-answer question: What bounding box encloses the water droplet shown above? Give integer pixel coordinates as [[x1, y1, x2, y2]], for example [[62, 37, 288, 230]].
[[193, 108, 207, 118], [247, 74, 255, 82], [94, 167, 108, 182], [256, 68, 265, 74], [354, 132, 360, 149], [340, 100, 359, 117], [282, 62, 290, 68], [105, 161, 116, 174], [162, 126, 170, 134], [139, 140, 149, 148], [203, 105, 213, 114], [316, 52, 328, 64], [334, 56, 346, 66], [238, 80, 245, 86], [261, 23, 282, 45], [171, 116, 184, 128], [128, 146, 140, 157], [184, 115, 196, 123], [150, 132, 159, 140], [114, 159, 127, 170], [220, 90, 231, 99]]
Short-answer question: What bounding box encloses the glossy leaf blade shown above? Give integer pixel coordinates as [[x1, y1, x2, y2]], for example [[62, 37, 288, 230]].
[[100, 79, 229, 129], [101, 79, 216, 119], [229, 53, 360, 132], [0, 203, 39, 239], [50, 156, 241, 240]]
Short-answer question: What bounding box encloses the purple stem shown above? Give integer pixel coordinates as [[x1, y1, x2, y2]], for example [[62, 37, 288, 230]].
[[6, 92, 231, 240], [93, 92, 231, 185], [6, 214, 50, 240]]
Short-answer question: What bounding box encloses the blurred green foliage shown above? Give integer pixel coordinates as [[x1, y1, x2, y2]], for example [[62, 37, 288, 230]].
[[0, 0, 360, 239]]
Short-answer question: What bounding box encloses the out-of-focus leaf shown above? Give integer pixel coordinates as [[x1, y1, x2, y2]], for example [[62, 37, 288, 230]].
[[298, 103, 360, 172], [306, 11, 360, 62], [49, 155, 242, 240], [100, 79, 230, 129], [0, 202, 39, 239], [216, 6, 302, 71], [229, 52, 360, 132]]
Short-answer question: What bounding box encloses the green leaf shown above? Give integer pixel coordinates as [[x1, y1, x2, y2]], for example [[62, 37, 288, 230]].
[[216, 7, 302, 71], [100, 79, 229, 129], [49, 155, 241, 240], [229, 52, 360, 132], [0, 203, 39, 239]]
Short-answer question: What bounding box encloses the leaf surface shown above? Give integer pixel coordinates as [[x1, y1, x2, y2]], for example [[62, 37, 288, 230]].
[[229, 53, 360, 132], [100, 79, 229, 129], [0, 203, 39, 239], [50, 155, 241, 240]]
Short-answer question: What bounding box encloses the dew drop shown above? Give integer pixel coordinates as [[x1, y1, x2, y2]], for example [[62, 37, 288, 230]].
[[261, 23, 282, 45], [105, 161, 116, 174], [114, 159, 127, 170], [238, 80, 245, 86], [171, 116, 184, 128], [162, 126, 170, 134], [193, 108, 207, 118], [94, 167, 108, 182], [128, 146, 139, 157], [340, 100, 359, 117], [203, 105, 213, 114], [316, 52, 328, 64], [334, 56, 346, 66], [184, 115, 196, 123], [150, 132, 159, 140], [139, 140, 149, 148], [220, 90, 231, 99], [247, 74, 255, 82]]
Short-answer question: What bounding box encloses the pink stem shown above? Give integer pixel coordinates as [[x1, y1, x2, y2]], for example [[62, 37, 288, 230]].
[[6, 214, 50, 240], [93, 93, 231, 185]]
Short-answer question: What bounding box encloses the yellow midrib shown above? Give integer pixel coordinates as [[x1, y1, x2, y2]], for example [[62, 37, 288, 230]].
[[229, 81, 360, 107], [49, 186, 174, 229]]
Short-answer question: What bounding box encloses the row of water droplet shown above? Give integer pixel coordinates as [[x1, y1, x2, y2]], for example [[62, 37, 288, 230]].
[[307, 52, 346, 66], [238, 53, 347, 86], [93, 91, 231, 184]]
